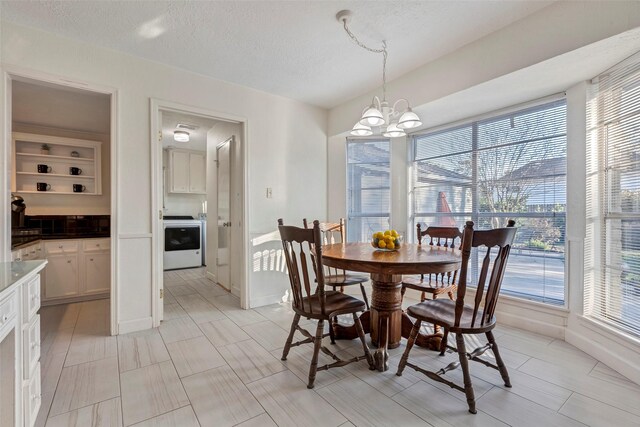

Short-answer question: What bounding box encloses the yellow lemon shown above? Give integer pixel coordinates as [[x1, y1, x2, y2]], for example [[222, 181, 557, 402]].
[[387, 241, 395, 250], [378, 240, 387, 249], [383, 230, 391, 236], [391, 230, 398, 237]]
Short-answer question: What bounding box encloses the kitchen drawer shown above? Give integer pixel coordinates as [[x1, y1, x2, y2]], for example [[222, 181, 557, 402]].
[[11, 248, 22, 261], [44, 240, 79, 255], [0, 291, 17, 330], [23, 315, 40, 380], [23, 275, 41, 323], [83, 238, 110, 252], [23, 362, 41, 427], [25, 243, 40, 260]]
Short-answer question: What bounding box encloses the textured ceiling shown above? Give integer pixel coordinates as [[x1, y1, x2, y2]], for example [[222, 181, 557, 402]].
[[1, 1, 554, 108]]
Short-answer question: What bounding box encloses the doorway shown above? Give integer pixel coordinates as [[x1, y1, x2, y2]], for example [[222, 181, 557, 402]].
[[150, 100, 247, 326], [3, 69, 118, 336]]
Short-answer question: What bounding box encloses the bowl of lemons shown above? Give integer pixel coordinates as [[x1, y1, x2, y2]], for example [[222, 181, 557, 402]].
[[371, 230, 402, 251]]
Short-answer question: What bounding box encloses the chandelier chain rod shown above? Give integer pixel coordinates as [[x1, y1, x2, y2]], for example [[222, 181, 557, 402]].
[[342, 20, 388, 102]]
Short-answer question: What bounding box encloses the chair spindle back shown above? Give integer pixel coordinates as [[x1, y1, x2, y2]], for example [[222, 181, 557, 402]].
[[417, 224, 463, 285], [303, 218, 347, 278], [278, 218, 326, 316], [455, 220, 517, 328]]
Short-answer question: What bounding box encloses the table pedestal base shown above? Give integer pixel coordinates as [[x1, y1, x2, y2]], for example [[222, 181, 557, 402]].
[[333, 314, 441, 371], [333, 272, 442, 371]]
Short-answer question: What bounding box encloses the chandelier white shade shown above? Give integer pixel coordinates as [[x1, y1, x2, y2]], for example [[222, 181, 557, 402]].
[[337, 10, 422, 138], [173, 130, 190, 142], [351, 122, 373, 136]]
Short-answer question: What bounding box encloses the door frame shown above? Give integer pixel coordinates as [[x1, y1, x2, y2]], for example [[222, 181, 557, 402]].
[[150, 99, 249, 327], [2, 65, 119, 335]]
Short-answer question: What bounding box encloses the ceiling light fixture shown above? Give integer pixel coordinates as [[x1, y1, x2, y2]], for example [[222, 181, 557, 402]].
[[336, 10, 422, 138], [173, 130, 190, 142]]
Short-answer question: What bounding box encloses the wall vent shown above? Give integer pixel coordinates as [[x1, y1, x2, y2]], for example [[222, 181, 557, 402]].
[[176, 123, 198, 130]]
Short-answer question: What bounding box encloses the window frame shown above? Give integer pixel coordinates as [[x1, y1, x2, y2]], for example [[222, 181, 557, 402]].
[[345, 137, 392, 243], [409, 97, 568, 306]]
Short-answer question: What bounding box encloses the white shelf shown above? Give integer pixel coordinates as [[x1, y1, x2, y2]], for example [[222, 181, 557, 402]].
[[16, 153, 94, 162], [16, 172, 95, 179], [16, 191, 96, 195], [12, 133, 102, 196]]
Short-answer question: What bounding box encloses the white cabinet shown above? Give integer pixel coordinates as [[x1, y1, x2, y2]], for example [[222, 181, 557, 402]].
[[168, 149, 206, 194], [44, 254, 79, 299], [81, 239, 110, 295], [12, 132, 102, 195], [0, 261, 45, 427], [42, 238, 110, 304], [189, 152, 206, 193]]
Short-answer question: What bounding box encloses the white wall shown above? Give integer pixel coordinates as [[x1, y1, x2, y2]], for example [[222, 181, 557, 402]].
[[1, 21, 327, 330], [329, 1, 640, 137]]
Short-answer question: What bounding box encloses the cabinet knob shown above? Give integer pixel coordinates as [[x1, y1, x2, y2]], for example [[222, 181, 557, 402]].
[[96, 243, 100, 247], [90, 258, 94, 261], [67, 260, 72, 263], [58, 245, 63, 249], [1, 315, 7, 323]]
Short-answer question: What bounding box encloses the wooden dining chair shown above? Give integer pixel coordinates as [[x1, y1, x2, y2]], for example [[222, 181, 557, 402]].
[[278, 219, 374, 388], [303, 218, 370, 309], [401, 224, 463, 337], [401, 224, 463, 301], [396, 220, 517, 414]]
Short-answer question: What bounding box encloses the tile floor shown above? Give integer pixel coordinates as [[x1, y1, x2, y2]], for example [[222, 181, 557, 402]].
[[36, 268, 640, 426]]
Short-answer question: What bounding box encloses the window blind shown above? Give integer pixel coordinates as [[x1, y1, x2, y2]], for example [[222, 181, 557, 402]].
[[411, 99, 567, 304], [346, 139, 391, 242], [585, 52, 640, 337]]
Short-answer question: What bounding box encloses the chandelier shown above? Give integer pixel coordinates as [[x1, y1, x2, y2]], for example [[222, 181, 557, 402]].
[[337, 10, 422, 138]]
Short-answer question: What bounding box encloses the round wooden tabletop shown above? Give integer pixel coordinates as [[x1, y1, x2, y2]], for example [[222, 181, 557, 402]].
[[321, 243, 461, 276]]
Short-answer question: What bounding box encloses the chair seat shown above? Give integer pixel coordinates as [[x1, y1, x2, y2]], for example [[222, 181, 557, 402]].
[[297, 291, 366, 319], [406, 299, 496, 333], [402, 276, 456, 293], [324, 273, 368, 287]]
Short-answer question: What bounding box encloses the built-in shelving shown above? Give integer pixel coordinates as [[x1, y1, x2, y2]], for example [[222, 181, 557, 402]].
[[12, 133, 102, 195]]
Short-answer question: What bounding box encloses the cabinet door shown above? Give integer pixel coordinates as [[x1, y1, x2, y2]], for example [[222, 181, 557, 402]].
[[170, 150, 190, 193], [44, 255, 79, 299], [83, 252, 110, 294], [189, 152, 206, 193]]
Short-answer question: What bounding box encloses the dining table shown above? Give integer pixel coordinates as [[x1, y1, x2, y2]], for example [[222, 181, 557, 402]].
[[321, 242, 462, 372]]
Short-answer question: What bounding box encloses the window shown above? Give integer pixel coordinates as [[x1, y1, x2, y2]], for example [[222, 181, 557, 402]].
[[585, 54, 640, 337], [347, 139, 390, 242], [411, 99, 567, 304]]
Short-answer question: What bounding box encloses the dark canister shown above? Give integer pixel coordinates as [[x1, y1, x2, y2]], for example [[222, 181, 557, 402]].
[[73, 184, 86, 193], [36, 183, 51, 191], [70, 167, 82, 175]]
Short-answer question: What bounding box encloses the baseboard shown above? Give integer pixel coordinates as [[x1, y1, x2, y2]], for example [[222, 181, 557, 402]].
[[498, 310, 566, 339], [566, 316, 640, 385], [250, 293, 287, 308], [206, 271, 217, 283], [118, 317, 153, 335], [41, 293, 109, 306]]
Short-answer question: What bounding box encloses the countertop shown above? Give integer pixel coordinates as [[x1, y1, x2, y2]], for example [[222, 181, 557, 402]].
[[12, 234, 110, 250], [0, 260, 47, 297]]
